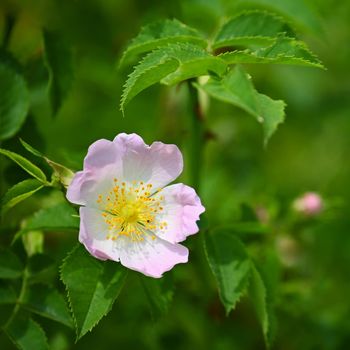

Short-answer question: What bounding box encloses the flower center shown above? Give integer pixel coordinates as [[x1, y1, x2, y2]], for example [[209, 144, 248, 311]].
[[97, 179, 167, 242]]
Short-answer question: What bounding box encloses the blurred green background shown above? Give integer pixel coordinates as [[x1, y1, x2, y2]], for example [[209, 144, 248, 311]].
[[1, 0, 350, 349]]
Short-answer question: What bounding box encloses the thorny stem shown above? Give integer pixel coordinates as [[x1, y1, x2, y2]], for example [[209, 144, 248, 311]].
[[187, 79, 205, 191]]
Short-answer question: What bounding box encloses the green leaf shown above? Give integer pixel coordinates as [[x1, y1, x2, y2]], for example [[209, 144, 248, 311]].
[[27, 254, 57, 285], [140, 273, 174, 319], [195, 65, 285, 144], [213, 10, 295, 49], [1, 179, 44, 214], [22, 284, 73, 328], [219, 36, 324, 68], [119, 18, 207, 66], [0, 282, 17, 304], [0, 148, 47, 183], [249, 264, 275, 348], [0, 50, 29, 140], [121, 43, 227, 114], [14, 202, 79, 242], [0, 249, 23, 279], [19, 139, 44, 158], [204, 230, 251, 314], [43, 29, 73, 116], [20, 138, 74, 187], [4, 315, 48, 350], [60, 245, 128, 340]]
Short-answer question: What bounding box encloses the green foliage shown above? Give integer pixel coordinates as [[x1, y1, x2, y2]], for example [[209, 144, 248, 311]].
[[212, 10, 295, 49], [0, 51, 29, 140], [4, 315, 48, 350], [15, 202, 79, 241], [121, 43, 226, 113], [119, 19, 207, 66], [0, 283, 17, 304], [195, 65, 285, 143], [220, 36, 324, 68], [1, 179, 44, 214], [0, 148, 47, 183], [249, 264, 275, 348], [22, 284, 73, 328], [204, 230, 251, 314], [0, 249, 23, 279], [140, 273, 174, 319], [60, 245, 128, 340], [43, 29, 73, 116]]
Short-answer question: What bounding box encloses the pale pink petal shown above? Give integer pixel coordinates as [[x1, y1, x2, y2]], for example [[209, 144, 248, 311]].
[[79, 207, 120, 261], [153, 184, 205, 243], [66, 167, 116, 207], [113, 133, 183, 189], [116, 235, 188, 278], [83, 139, 122, 170]]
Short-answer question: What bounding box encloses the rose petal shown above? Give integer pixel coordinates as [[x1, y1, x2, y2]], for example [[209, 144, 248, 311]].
[[79, 207, 120, 261], [116, 235, 188, 278], [113, 133, 183, 190], [153, 184, 205, 243]]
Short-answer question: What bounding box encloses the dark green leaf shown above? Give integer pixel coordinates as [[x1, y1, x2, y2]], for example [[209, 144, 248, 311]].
[[0, 51, 29, 140], [0, 148, 47, 183], [27, 254, 57, 285], [1, 179, 44, 214], [219, 36, 324, 68], [22, 284, 73, 328], [43, 29, 73, 116], [204, 230, 251, 314], [0, 282, 17, 304], [195, 65, 285, 144], [4, 315, 48, 350], [0, 249, 23, 279], [60, 245, 128, 340], [121, 43, 227, 114], [213, 10, 295, 49], [120, 18, 207, 66], [140, 273, 174, 319]]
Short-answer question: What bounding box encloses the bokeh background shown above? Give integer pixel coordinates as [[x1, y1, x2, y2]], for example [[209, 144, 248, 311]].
[[1, 0, 350, 349]]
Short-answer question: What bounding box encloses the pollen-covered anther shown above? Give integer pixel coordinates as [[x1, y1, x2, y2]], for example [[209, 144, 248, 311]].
[[100, 180, 166, 242]]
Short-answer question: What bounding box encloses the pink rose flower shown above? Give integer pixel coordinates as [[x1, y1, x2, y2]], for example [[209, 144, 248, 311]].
[[293, 192, 323, 216], [66, 133, 205, 278]]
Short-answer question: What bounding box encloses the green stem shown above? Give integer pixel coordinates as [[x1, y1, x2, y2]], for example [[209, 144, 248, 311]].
[[187, 79, 205, 191], [2, 13, 16, 49], [3, 266, 29, 330]]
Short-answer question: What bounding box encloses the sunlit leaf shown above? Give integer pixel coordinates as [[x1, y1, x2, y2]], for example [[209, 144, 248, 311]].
[[0, 249, 23, 279], [43, 29, 73, 116], [120, 18, 207, 66], [195, 65, 285, 144], [1, 179, 44, 214], [204, 230, 251, 314], [0, 148, 47, 183], [121, 43, 226, 114], [60, 245, 128, 340], [22, 284, 73, 328], [213, 10, 295, 49], [219, 36, 324, 68], [4, 315, 48, 350], [0, 50, 29, 140]]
